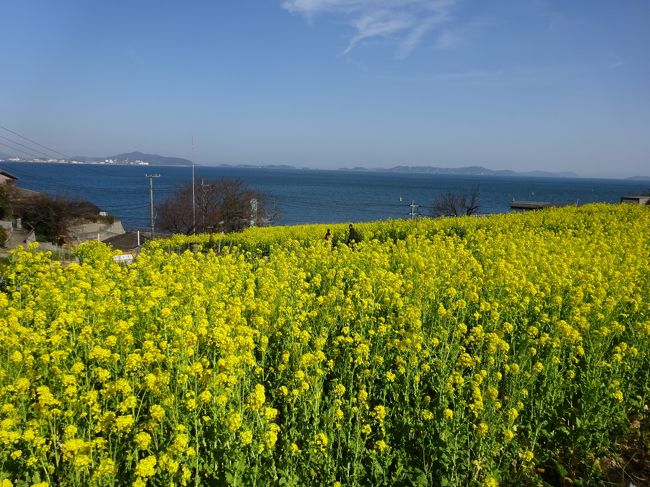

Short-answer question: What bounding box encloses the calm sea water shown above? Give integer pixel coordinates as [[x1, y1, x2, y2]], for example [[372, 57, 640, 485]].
[[2, 162, 648, 230]]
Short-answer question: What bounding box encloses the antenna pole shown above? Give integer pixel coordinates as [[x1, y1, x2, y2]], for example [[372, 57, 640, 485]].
[[192, 136, 196, 234], [146, 174, 161, 239]]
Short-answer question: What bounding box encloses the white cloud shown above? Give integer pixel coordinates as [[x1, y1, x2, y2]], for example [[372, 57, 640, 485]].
[[282, 0, 461, 57]]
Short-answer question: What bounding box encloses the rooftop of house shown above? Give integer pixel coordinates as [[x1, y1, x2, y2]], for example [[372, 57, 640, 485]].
[[103, 231, 150, 251], [0, 169, 18, 182]]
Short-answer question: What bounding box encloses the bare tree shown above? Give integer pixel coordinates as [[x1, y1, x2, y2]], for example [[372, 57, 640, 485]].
[[431, 187, 479, 217], [156, 178, 277, 235]]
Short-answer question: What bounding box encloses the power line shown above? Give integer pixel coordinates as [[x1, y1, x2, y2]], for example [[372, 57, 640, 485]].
[[0, 125, 71, 159], [0, 140, 45, 160], [0, 134, 55, 160]]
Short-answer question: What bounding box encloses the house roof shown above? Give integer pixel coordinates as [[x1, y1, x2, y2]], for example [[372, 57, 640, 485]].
[[0, 169, 18, 181], [103, 231, 150, 251]]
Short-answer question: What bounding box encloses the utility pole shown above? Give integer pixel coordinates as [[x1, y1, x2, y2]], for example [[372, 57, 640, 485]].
[[191, 136, 196, 234], [409, 201, 420, 219], [146, 174, 161, 239], [250, 198, 258, 227]]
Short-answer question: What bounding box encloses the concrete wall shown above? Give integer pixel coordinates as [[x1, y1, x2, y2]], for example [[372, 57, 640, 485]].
[[70, 220, 126, 243], [72, 220, 125, 235]]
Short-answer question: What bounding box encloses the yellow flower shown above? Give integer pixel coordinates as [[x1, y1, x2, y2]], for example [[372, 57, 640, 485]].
[[289, 442, 301, 455], [64, 425, 78, 438], [93, 458, 116, 479], [149, 405, 165, 422], [519, 450, 534, 463], [373, 405, 387, 423], [9, 351, 23, 363], [482, 476, 499, 487], [115, 414, 134, 433], [198, 390, 212, 403], [313, 432, 329, 450], [73, 454, 92, 469], [507, 408, 519, 421], [134, 432, 152, 450], [265, 424, 280, 449], [476, 422, 489, 438], [135, 455, 157, 477], [248, 384, 266, 410], [240, 430, 253, 446], [375, 440, 389, 452], [264, 407, 279, 421], [171, 433, 189, 455], [227, 412, 243, 432], [119, 395, 138, 413]]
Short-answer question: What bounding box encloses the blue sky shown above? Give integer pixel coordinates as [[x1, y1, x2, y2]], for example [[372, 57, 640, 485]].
[[1, 0, 648, 177]]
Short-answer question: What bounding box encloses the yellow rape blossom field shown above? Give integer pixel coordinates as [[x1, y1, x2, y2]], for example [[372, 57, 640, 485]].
[[1, 204, 649, 486]]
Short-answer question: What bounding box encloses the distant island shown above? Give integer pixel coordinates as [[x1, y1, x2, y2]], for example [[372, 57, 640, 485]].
[[0, 151, 192, 167], [210, 163, 578, 178], [216, 163, 298, 170], [341, 165, 579, 178]]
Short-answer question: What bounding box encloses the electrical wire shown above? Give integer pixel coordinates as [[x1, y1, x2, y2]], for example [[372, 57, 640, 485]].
[[0, 140, 45, 160], [0, 125, 72, 159], [0, 134, 56, 160]]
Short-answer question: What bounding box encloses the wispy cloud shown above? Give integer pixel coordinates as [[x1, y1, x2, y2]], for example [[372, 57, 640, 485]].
[[282, 0, 461, 58]]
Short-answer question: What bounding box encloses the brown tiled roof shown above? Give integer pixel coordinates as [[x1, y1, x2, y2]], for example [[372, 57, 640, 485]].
[[102, 231, 149, 251]]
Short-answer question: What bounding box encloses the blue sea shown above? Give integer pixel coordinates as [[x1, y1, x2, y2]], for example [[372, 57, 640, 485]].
[[2, 162, 648, 230]]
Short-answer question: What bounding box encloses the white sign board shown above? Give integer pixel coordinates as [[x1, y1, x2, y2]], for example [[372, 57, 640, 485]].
[[112, 254, 134, 264]]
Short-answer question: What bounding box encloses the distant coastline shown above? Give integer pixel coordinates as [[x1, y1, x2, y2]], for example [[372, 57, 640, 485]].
[[3, 155, 648, 180], [217, 163, 580, 179], [0, 151, 192, 167]]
